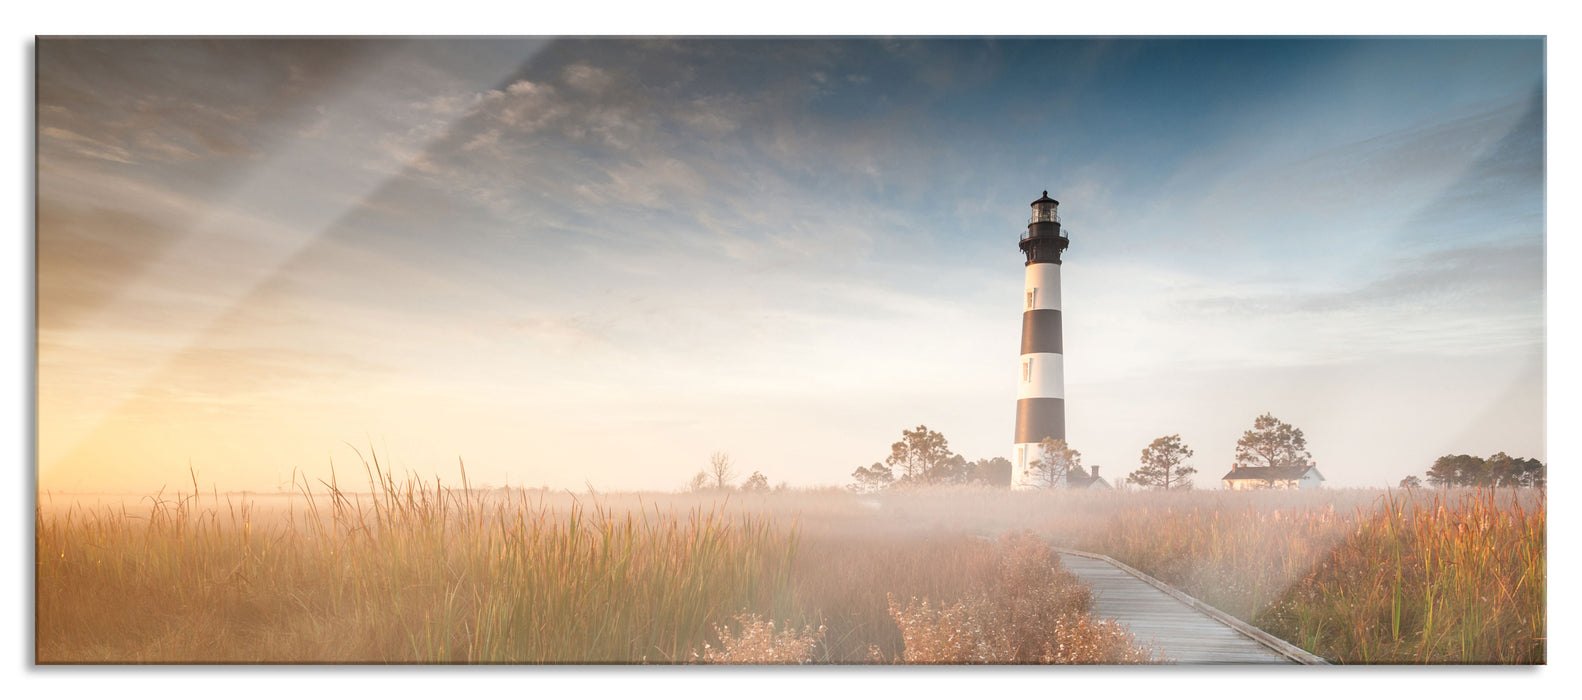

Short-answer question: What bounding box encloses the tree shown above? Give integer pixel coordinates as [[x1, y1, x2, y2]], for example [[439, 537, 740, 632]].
[[848, 462, 894, 493], [1234, 413, 1312, 487], [687, 470, 710, 493], [1025, 437, 1081, 489], [928, 454, 975, 485], [971, 457, 1014, 488], [1515, 457, 1547, 488], [742, 471, 770, 493], [1399, 475, 1422, 488], [1425, 453, 1545, 488], [1426, 454, 1484, 487], [1128, 434, 1196, 490], [1484, 452, 1518, 487], [886, 425, 955, 485], [1485, 452, 1546, 488], [709, 451, 736, 490]]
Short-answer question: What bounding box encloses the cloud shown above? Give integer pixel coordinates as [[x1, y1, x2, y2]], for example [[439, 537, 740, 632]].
[[1169, 240, 1541, 365], [562, 64, 614, 94], [36, 205, 183, 329], [135, 345, 380, 412], [35, 40, 350, 166], [573, 156, 711, 208], [38, 126, 134, 163], [1294, 241, 1543, 314], [449, 80, 567, 137], [675, 95, 745, 134]]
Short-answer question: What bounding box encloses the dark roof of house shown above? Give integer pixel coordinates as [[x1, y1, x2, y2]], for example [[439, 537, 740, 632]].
[[1067, 474, 1110, 489], [1220, 465, 1321, 482]]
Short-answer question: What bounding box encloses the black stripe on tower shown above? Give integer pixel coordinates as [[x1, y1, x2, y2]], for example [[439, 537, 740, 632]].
[[1014, 398, 1066, 444], [1019, 309, 1063, 355]]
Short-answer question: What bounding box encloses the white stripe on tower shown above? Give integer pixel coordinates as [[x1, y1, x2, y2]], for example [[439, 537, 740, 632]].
[[1013, 191, 1068, 490]]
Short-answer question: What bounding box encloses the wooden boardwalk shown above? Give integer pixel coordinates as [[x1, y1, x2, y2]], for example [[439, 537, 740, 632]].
[[1056, 549, 1328, 665]]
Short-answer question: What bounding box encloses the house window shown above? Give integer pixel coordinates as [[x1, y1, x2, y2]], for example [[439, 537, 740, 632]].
[[1022, 358, 1032, 382], [1025, 288, 1037, 310]]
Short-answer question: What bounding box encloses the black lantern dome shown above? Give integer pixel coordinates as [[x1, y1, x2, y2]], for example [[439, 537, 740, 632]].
[[1019, 190, 1069, 265], [1030, 191, 1059, 224]]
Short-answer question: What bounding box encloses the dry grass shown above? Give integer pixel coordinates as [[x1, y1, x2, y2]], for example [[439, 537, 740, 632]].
[[887, 531, 1162, 664], [36, 470, 1154, 665], [1040, 487, 1544, 664], [37, 473, 1540, 665], [36, 465, 799, 663], [700, 614, 826, 664], [787, 530, 1002, 662], [1255, 490, 1544, 664]]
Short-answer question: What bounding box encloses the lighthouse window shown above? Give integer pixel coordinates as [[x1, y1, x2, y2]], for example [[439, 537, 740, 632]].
[[1031, 202, 1059, 224], [1022, 358, 1032, 382], [1025, 288, 1036, 310]]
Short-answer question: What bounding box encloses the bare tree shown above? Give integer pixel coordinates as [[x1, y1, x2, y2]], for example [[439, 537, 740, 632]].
[[709, 451, 736, 490], [687, 470, 710, 493]]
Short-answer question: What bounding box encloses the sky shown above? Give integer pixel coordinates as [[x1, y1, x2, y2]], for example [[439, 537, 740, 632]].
[[35, 37, 1547, 493]]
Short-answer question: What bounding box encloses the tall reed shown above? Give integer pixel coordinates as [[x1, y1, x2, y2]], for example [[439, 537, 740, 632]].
[[36, 461, 799, 663], [1057, 487, 1543, 664], [39, 474, 1540, 664], [1255, 489, 1544, 664]]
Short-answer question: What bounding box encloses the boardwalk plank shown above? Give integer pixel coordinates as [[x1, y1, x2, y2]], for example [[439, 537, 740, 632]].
[[1058, 553, 1297, 665]]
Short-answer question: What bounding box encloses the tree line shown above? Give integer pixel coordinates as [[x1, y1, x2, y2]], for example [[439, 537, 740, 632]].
[[849, 425, 1014, 492], [687, 451, 778, 493], [1401, 452, 1546, 488], [700, 414, 1542, 493], [850, 431, 1171, 492], [848, 413, 1325, 492]]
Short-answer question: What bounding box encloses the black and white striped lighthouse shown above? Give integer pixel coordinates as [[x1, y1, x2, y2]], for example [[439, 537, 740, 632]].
[[1013, 191, 1069, 489]]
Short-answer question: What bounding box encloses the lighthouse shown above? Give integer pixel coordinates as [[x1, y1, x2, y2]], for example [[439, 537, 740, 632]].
[[1013, 191, 1069, 489]]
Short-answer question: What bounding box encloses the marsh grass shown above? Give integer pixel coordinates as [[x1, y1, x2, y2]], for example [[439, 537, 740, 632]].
[[37, 460, 799, 663], [788, 530, 1002, 662], [887, 531, 1163, 664], [1255, 490, 1544, 664], [36, 466, 1149, 665], [701, 614, 826, 664], [37, 471, 1540, 665], [1057, 487, 1544, 664]]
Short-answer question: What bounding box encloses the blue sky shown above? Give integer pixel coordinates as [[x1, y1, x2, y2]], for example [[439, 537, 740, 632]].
[[36, 37, 1545, 492]]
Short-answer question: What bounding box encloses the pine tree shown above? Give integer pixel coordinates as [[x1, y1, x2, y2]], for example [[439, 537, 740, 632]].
[[1128, 434, 1196, 490]]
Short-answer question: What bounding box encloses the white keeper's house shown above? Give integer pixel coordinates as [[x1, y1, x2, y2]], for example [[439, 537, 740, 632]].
[[1220, 462, 1326, 490]]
